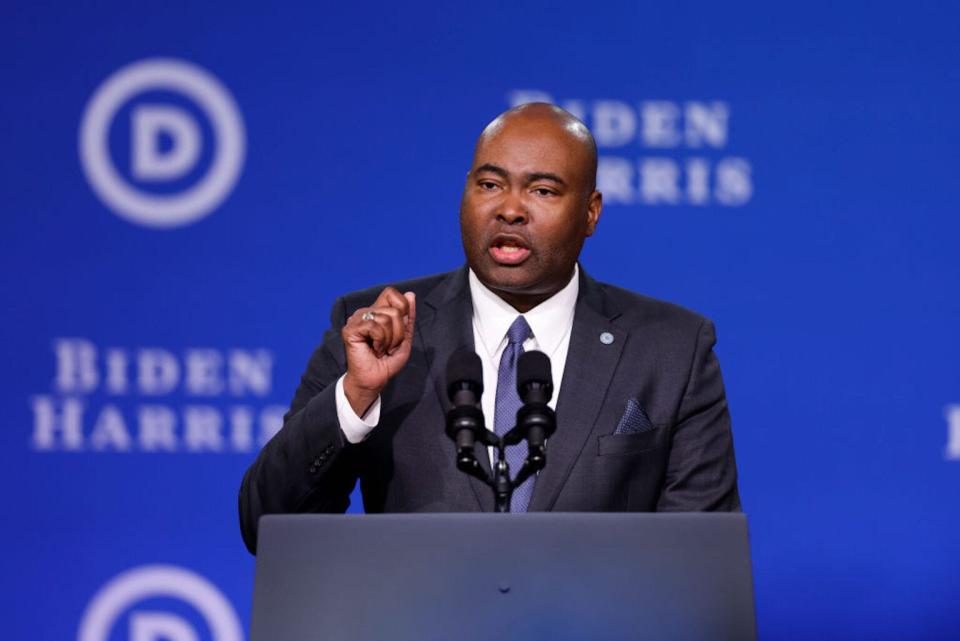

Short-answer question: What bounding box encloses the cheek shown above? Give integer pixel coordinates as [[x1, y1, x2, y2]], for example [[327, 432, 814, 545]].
[[459, 217, 486, 260], [541, 221, 582, 254], [461, 199, 496, 238], [459, 213, 477, 242], [458, 203, 473, 232]]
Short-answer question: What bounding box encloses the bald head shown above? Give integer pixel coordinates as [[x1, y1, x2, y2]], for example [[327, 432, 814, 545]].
[[475, 103, 598, 191]]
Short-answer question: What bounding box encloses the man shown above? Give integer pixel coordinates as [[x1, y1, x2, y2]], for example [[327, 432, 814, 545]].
[[239, 103, 740, 554]]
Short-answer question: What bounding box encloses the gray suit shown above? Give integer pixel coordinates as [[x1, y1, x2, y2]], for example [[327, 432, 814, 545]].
[[239, 266, 740, 554]]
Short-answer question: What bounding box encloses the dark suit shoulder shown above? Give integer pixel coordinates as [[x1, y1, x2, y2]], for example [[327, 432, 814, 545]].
[[591, 279, 711, 334]]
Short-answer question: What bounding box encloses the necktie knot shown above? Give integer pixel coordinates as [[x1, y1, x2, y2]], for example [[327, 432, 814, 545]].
[[506, 315, 532, 346]]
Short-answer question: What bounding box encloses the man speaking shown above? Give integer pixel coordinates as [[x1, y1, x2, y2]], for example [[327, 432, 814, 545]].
[[239, 103, 740, 554]]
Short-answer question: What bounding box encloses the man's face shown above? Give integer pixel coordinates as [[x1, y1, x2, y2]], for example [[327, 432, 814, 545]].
[[459, 115, 601, 311]]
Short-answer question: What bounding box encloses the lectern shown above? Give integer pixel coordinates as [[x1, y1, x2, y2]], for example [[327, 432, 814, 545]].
[[250, 513, 756, 641]]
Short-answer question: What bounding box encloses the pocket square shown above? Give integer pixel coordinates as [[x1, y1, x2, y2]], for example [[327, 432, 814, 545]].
[[614, 398, 654, 434]]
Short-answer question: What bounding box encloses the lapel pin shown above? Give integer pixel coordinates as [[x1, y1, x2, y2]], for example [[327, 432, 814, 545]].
[[600, 332, 614, 345]]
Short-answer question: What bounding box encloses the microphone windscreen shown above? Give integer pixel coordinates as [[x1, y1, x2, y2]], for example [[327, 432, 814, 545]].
[[446, 347, 484, 398], [517, 350, 552, 388]]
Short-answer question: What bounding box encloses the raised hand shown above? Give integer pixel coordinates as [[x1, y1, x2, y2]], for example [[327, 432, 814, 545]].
[[341, 287, 416, 416]]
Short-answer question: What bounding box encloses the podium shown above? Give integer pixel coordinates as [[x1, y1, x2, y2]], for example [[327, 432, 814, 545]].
[[250, 513, 756, 641]]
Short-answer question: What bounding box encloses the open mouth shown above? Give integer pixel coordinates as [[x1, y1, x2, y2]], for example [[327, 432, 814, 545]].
[[489, 234, 531, 265]]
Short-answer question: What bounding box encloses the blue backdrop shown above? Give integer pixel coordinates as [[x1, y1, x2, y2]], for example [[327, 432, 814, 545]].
[[2, 2, 958, 639]]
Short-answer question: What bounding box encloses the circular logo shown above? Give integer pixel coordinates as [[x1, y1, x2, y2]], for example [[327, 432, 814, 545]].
[[77, 564, 244, 641], [79, 58, 246, 228]]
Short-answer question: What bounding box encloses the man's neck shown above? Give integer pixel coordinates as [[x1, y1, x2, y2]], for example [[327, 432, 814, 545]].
[[495, 292, 544, 314], [469, 265, 579, 314]]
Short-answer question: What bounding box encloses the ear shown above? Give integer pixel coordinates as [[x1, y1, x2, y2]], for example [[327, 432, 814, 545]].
[[585, 190, 602, 237]]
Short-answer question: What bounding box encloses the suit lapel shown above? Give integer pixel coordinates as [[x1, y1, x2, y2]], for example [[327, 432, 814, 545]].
[[528, 270, 625, 511], [418, 267, 494, 511]]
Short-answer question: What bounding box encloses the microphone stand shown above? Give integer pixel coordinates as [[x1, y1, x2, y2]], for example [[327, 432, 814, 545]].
[[446, 406, 556, 513]]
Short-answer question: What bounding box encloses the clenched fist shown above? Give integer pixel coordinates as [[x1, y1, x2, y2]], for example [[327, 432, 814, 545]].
[[341, 287, 416, 416]]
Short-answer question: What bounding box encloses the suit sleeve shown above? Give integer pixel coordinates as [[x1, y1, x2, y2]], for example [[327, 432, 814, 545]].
[[238, 296, 363, 554], [656, 320, 741, 511]]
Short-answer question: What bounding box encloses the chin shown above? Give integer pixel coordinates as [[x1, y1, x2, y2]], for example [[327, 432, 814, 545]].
[[483, 269, 544, 294], [479, 261, 523, 277]]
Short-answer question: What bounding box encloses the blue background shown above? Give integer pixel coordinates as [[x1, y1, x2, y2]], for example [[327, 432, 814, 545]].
[[1, 2, 958, 639]]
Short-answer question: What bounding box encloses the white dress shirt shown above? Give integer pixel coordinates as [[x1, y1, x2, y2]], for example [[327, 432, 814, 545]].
[[468, 265, 578, 444], [335, 265, 580, 445]]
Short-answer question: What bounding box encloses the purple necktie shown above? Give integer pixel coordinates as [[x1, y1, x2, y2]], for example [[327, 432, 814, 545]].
[[495, 315, 534, 512]]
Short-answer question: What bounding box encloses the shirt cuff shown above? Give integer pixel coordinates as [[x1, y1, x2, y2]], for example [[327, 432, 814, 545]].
[[335, 375, 381, 444]]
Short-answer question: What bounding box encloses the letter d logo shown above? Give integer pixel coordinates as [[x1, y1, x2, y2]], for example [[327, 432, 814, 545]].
[[78, 565, 244, 641], [79, 58, 246, 229]]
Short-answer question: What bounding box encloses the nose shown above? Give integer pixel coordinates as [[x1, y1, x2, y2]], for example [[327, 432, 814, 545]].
[[496, 191, 527, 225]]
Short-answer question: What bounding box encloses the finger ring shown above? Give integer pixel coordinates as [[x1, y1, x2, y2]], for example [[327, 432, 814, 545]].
[[361, 311, 376, 321]]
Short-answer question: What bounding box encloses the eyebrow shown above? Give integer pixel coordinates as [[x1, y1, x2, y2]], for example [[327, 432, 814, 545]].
[[474, 163, 568, 188]]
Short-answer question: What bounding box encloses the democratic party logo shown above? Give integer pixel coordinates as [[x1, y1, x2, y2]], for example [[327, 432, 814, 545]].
[[77, 565, 244, 641], [79, 58, 246, 229]]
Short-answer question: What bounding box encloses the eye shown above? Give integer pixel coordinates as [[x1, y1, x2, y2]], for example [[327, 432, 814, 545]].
[[478, 180, 500, 191], [533, 187, 557, 197]]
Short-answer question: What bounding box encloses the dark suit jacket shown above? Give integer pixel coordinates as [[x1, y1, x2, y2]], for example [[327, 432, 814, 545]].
[[239, 266, 740, 554]]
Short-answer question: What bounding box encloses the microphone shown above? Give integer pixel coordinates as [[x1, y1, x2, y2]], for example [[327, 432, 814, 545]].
[[514, 351, 557, 457], [517, 350, 553, 405], [444, 348, 486, 462]]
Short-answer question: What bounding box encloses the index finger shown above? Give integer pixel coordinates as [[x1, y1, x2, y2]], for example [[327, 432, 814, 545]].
[[374, 286, 410, 315]]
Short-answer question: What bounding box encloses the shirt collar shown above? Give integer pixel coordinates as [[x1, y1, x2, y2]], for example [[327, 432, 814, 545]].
[[468, 264, 580, 359]]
